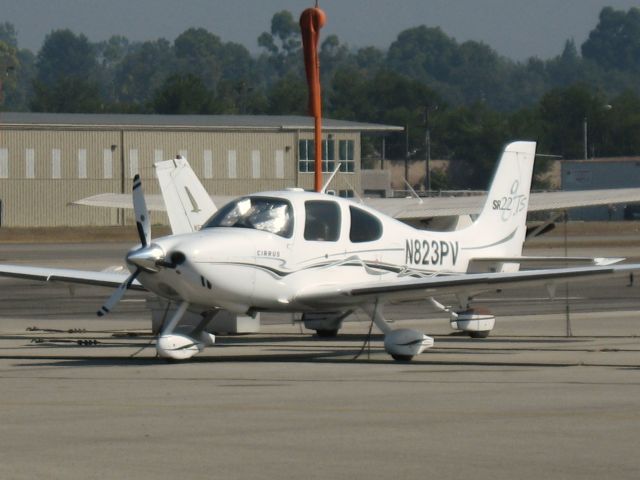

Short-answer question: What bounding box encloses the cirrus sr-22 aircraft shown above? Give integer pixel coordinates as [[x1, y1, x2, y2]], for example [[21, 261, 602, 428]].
[[1, 141, 639, 361]]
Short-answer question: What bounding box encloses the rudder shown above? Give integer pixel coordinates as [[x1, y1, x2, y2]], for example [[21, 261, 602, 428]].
[[465, 141, 536, 257]]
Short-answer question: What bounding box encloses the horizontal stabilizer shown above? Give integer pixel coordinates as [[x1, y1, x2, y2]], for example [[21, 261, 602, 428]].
[[72, 193, 234, 212]]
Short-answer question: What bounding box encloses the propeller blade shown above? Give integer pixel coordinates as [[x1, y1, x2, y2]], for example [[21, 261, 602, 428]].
[[133, 174, 150, 248], [96, 269, 140, 317]]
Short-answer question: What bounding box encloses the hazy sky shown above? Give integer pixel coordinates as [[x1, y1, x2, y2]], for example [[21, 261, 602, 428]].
[[1, 0, 638, 60]]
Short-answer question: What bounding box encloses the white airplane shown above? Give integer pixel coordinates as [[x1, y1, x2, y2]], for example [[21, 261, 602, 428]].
[[1, 141, 638, 362]]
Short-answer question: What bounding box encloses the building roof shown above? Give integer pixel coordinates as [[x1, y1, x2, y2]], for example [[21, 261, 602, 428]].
[[563, 156, 640, 164], [0, 112, 403, 133]]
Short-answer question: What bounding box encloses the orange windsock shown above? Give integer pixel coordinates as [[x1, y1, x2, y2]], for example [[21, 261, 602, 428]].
[[300, 6, 326, 192], [300, 7, 325, 117]]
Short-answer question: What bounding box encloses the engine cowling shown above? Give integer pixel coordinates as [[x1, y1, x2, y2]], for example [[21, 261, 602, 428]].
[[450, 308, 495, 338], [384, 329, 434, 361]]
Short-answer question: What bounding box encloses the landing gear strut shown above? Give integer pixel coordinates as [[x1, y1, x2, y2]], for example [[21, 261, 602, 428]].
[[362, 303, 434, 361], [156, 301, 214, 360]]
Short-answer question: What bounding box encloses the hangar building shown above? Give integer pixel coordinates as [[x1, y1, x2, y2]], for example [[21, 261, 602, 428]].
[[562, 157, 640, 220], [0, 113, 401, 227]]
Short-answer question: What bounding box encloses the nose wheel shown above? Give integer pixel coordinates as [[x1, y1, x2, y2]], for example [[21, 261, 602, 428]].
[[156, 301, 211, 361]]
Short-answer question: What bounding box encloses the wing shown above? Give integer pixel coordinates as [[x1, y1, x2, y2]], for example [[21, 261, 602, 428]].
[[364, 188, 640, 220], [294, 263, 639, 309], [0, 264, 146, 290]]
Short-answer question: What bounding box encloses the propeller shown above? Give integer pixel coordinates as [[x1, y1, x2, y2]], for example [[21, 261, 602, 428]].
[[133, 174, 150, 247], [97, 174, 153, 317]]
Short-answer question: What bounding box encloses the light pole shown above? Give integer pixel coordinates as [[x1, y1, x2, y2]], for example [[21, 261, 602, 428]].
[[424, 104, 437, 192], [583, 104, 612, 160], [583, 117, 588, 160]]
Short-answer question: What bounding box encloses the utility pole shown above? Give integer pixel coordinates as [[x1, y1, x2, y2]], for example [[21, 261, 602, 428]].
[[583, 117, 588, 160], [404, 124, 409, 187], [424, 105, 437, 192]]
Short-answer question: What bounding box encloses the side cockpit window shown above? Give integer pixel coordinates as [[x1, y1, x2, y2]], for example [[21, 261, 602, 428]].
[[349, 206, 383, 243], [304, 201, 341, 241]]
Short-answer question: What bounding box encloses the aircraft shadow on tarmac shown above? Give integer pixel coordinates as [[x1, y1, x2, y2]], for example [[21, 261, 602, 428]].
[[0, 331, 602, 369]]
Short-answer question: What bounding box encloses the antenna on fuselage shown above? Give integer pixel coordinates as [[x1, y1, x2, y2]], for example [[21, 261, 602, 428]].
[[402, 178, 424, 204], [320, 163, 342, 193]]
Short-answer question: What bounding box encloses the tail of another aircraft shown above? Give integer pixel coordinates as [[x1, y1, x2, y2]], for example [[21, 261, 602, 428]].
[[463, 141, 536, 258], [155, 157, 217, 234]]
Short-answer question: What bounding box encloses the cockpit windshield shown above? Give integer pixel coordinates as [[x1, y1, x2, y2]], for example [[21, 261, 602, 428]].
[[203, 197, 294, 238]]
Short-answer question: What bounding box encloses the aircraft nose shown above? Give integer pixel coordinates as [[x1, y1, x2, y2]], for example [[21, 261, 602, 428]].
[[126, 243, 165, 272]]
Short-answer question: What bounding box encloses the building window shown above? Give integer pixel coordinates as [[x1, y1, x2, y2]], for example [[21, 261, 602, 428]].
[[129, 149, 138, 178], [103, 148, 113, 179], [0, 149, 8, 179], [203, 150, 213, 179], [228, 150, 237, 179], [338, 189, 354, 198], [78, 149, 87, 179], [26, 149, 35, 179], [339, 140, 355, 173], [51, 149, 61, 179], [299, 139, 314, 172], [275, 150, 284, 179], [298, 138, 339, 173], [252, 150, 261, 179]]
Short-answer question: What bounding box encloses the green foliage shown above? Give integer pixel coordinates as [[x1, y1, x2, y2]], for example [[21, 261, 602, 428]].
[[434, 103, 510, 188], [152, 74, 214, 114], [31, 77, 102, 112], [582, 7, 640, 72], [0, 22, 17, 48], [0, 40, 19, 107], [258, 10, 302, 79], [113, 38, 176, 106], [36, 29, 97, 87], [265, 73, 307, 115]]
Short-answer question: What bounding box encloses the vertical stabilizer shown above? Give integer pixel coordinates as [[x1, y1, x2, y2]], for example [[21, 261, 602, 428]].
[[155, 157, 216, 234], [465, 141, 536, 257]]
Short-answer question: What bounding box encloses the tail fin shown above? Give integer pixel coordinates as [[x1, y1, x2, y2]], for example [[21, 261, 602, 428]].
[[155, 157, 217, 234], [465, 141, 536, 257]]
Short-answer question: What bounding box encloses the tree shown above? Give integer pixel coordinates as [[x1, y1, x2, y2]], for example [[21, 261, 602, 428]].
[[387, 26, 460, 84], [31, 29, 101, 112], [174, 27, 255, 109], [0, 40, 19, 108], [31, 77, 102, 112], [0, 22, 17, 48], [113, 38, 176, 105], [36, 29, 97, 87], [265, 73, 307, 115], [257, 11, 302, 79], [434, 103, 510, 188], [536, 84, 609, 159], [582, 7, 640, 72], [152, 74, 214, 114], [601, 90, 640, 156]]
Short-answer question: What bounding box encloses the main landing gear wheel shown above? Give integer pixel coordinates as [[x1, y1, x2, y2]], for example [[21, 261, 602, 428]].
[[468, 330, 491, 339], [391, 354, 414, 362], [315, 329, 339, 338]]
